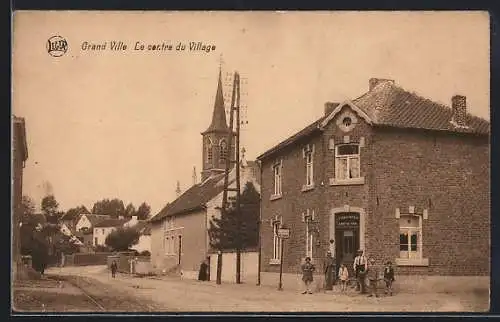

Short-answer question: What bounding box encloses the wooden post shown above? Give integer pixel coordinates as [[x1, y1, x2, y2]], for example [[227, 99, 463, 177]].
[[216, 250, 222, 284], [278, 238, 285, 291]]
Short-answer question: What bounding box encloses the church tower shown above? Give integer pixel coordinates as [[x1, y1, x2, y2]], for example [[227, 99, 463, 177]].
[[201, 70, 235, 181]]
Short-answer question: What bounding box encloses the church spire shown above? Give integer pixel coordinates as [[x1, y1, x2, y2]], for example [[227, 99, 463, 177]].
[[202, 70, 229, 134]]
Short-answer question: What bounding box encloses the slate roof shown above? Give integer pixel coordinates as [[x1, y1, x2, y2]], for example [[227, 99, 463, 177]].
[[133, 220, 152, 235], [150, 173, 231, 223], [84, 214, 112, 227], [202, 71, 230, 134], [257, 80, 489, 160], [94, 218, 129, 228]]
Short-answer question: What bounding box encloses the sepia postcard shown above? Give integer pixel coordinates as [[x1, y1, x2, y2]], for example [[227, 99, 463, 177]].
[[11, 11, 490, 313]]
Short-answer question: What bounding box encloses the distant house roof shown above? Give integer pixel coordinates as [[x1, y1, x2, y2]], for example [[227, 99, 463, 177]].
[[257, 80, 489, 161], [94, 218, 129, 228], [83, 214, 112, 227], [150, 173, 230, 223], [61, 212, 85, 222], [133, 220, 152, 236]]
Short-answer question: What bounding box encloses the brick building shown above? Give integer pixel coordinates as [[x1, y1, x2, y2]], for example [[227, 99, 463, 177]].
[[149, 70, 260, 280], [12, 116, 28, 279], [256, 78, 489, 288]]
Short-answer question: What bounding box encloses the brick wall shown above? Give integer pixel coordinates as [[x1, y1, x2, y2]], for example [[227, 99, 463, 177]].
[[259, 105, 489, 277], [370, 127, 489, 276]]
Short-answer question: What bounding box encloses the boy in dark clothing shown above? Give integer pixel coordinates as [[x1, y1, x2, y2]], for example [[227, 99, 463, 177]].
[[383, 261, 395, 296], [111, 261, 118, 278]]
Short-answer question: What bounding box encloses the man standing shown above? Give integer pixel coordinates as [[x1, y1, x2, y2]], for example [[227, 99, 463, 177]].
[[324, 251, 335, 291], [353, 249, 367, 293]]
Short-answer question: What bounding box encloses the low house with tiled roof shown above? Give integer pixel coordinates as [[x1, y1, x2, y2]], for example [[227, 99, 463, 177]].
[[149, 70, 260, 280], [256, 78, 489, 291], [74, 214, 112, 250]]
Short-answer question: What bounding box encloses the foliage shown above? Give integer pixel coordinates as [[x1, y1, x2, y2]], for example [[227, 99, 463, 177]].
[[105, 227, 140, 251], [139, 250, 151, 257], [22, 195, 36, 216], [91, 198, 126, 218], [208, 182, 260, 251], [64, 205, 90, 221], [135, 202, 151, 220], [41, 195, 63, 224], [125, 203, 136, 218]]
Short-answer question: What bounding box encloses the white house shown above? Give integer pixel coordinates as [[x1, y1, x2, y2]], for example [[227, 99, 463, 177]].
[[92, 218, 129, 247]]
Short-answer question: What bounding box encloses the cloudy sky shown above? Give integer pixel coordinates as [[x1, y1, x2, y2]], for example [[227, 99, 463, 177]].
[[13, 11, 489, 214]]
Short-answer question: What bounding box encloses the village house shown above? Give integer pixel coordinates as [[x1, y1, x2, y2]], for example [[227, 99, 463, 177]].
[[13, 116, 28, 277], [74, 214, 112, 250], [92, 217, 130, 247], [256, 78, 490, 290], [149, 70, 260, 281]]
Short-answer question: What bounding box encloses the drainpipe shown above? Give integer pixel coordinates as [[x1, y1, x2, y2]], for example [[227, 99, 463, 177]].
[[257, 160, 262, 286]]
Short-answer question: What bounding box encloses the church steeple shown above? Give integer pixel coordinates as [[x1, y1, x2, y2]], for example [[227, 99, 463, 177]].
[[202, 70, 229, 134], [201, 67, 235, 182]]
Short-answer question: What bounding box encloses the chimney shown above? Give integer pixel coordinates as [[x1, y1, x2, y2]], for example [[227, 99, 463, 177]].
[[451, 95, 467, 126], [324, 102, 339, 116], [369, 78, 395, 91]]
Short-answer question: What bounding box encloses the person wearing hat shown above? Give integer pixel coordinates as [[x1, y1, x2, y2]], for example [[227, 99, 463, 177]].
[[301, 257, 316, 294], [353, 249, 367, 293], [367, 258, 380, 297], [383, 260, 395, 296], [323, 251, 335, 291]]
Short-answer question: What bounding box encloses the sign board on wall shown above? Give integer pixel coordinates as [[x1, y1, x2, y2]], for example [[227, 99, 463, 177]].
[[277, 228, 290, 239], [336, 213, 360, 228]]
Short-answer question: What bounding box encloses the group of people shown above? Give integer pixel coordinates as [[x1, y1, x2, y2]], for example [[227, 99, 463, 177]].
[[300, 248, 395, 297]]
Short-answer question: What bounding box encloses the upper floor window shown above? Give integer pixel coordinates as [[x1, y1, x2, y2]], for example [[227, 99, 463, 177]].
[[272, 161, 282, 197], [335, 144, 360, 180], [220, 140, 227, 163], [303, 144, 314, 189], [206, 138, 213, 163], [164, 217, 175, 231]]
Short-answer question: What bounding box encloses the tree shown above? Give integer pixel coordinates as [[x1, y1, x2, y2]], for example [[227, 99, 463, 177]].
[[64, 205, 90, 221], [208, 182, 260, 251], [22, 195, 36, 217], [125, 203, 136, 218], [135, 202, 151, 220], [91, 198, 126, 218], [41, 195, 61, 224], [105, 227, 140, 251]]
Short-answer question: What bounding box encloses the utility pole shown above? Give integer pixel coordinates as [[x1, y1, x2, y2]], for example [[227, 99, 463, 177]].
[[220, 71, 242, 284]]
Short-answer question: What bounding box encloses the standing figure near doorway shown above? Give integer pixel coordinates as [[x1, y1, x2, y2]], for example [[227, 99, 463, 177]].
[[353, 249, 367, 293], [324, 251, 335, 291]]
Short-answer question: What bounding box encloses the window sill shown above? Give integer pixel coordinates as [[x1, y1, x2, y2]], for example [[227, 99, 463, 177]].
[[301, 184, 315, 192], [329, 177, 365, 186], [395, 258, 429, 266], [269, 259, 281, 265], [270, 194, 282, 201]]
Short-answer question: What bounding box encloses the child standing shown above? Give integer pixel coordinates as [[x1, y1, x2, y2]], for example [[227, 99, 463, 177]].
[[301, 257, 316, 294], [383, 261, 395, 296], [367, 258, 379, 297], [338, 263, 349, 292]]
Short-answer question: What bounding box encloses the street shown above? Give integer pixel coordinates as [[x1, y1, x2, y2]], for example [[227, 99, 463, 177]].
[[14, 265, 486, 312]]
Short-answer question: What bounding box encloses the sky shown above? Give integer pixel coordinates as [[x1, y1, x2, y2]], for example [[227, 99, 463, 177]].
[[12, 11, 490, 214]]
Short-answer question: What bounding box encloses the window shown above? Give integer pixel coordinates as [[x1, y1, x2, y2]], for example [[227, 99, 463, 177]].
[[272, 161, 282, 196], [271, 218, 283, 263], [165, 236, 175, 255], [101, 228, 105, 234], [305, 150, 314, 187], [206, 138, 213, 163], [303, 209, 315, 258], [219, 140, 227, 163], [335, 144, 360, 180], [399, 215, 422, 260], [94, 237, 98, 246], [164, 217, 175, 231]]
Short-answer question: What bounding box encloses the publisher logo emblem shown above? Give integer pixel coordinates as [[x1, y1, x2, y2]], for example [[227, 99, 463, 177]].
[[47, 36, 68, 57]]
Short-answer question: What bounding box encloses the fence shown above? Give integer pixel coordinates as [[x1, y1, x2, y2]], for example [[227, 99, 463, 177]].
[[64, 252, 114, 266], [208, 251, 259, 284], [107, 252, 151, 274]]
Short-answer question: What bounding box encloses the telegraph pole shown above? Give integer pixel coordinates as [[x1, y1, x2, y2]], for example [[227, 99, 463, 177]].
[[220, 71, 242, 284]]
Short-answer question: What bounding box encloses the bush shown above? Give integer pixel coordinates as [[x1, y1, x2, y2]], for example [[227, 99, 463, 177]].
[[139, 250, 151, 257], [105, 227, 140, 251]]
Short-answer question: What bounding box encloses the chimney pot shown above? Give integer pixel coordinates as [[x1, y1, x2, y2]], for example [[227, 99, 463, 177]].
[[451, 95, 467, 126], [324, 102, 339, 116], [369, 78, 395, 91]]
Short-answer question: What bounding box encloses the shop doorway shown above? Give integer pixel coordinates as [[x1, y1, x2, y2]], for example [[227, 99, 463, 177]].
[[334, 212, 360, 275]]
